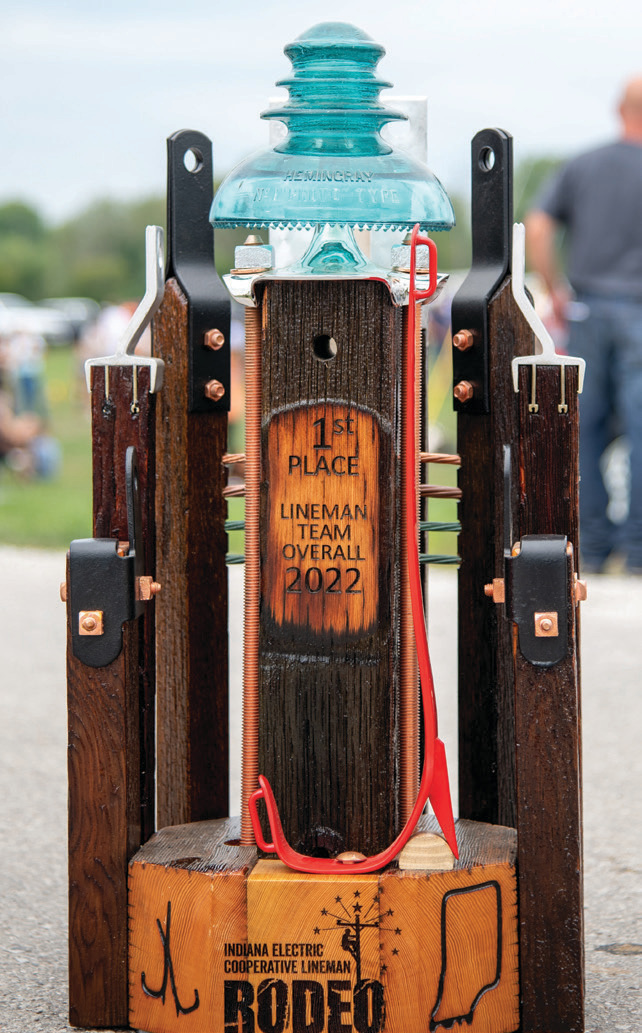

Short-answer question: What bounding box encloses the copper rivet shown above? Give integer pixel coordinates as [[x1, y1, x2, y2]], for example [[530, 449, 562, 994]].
[[79, 610, 104, 636], [136, 576, 163, 602], [453, 329, 474, 351], [59, 581, 67, 603], [484, 578, 505, 603], [575, 577, 588, 603], [534, 611, 559, 637], [336, 851, 367, 863], [204, 328, 225, 351], [204, 379, 225, 402], [453, 380, 474, 403]]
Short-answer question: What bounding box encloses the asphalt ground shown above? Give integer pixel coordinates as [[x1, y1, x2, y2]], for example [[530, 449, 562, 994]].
[[0, 546, 640, 1032]]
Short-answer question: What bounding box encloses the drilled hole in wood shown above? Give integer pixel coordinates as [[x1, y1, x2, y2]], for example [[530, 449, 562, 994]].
[[313, 334, 338, 361]]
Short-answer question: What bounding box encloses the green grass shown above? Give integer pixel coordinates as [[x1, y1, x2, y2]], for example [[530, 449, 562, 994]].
[[0, 347, 92, 548], [0, 341, 460, 558]]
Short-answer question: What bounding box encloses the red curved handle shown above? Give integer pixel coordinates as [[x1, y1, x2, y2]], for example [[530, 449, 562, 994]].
[[249, 225, 457, 872]]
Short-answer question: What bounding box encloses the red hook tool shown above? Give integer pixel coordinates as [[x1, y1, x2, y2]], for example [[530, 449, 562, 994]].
[[249, 225, 458, 872]]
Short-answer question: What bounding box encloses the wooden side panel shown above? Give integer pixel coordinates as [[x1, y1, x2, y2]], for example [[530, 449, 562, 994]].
[[67, 618, 140, 1028], [515, 364, 583, 1033], [68, 365, 155, 1027], [91, 363, 156, 842], [259, 280, 402, 857], [457, 279, 533, 827], [154, 278, 229, 827], [381, 819, 519, 1033], [129, 818, 254, 1033]]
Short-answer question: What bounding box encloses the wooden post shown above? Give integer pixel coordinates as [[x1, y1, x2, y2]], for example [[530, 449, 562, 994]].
[[153, 278, 229, 827], [258, 279, 403, 856], [457, 279, 533, 828], [68, 365, 155, 1027], [515, 364, 583, 1032]]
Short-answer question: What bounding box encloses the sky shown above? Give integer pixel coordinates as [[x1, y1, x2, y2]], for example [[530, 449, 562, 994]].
[[1, 0, 641, 223]]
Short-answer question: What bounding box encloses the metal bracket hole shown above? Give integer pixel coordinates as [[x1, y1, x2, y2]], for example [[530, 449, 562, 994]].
[[183, 147, 204, 174], [478, 146, 496, 171], [313, 334, 338, 361]]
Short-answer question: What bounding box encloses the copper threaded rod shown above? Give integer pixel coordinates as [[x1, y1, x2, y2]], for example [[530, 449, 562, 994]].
[[419, 452, 461, 465], [419, 484, 463, 499], [241, 306, 262, 845], [399, 303, 421, 823], [223, 485, 246, 498], [222, 452, 245, 465]]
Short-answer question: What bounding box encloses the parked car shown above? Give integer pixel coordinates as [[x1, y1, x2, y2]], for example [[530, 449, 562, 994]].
[[42, 297, 100, 342], [0, 293, 73, 344]]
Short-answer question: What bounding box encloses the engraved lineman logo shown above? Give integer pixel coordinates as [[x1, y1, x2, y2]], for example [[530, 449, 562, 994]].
[[263, 402, 380, 635]]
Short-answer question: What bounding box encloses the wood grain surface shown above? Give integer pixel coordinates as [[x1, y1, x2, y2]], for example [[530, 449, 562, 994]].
[[129, 818, 255, 1033], [68, 364, 155, 1027], [381, 820, 519, 1033], [258, 280, 403, 858], [457, 277, 533, 829], [515, 364, 584, 1032], [153, 278, 229, 828]]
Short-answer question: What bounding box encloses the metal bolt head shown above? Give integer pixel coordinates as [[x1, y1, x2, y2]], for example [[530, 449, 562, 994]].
[[204, 379, 225, 402], [574, 576, 588, 603], [484, 578, 505, 603], [534, 611, 559, 637], [453, 329, 475, 351], [204, 328, 225, 351], [59, 581, 67, 603], [79, 610, 104, 636], [453, 380, 474, 403], [136, 576, 162, 602]]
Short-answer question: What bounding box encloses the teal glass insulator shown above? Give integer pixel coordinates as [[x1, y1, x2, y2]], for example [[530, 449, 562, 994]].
[[211, 22, 454, 233]]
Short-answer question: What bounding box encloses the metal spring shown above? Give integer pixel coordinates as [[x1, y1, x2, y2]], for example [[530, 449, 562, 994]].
[[240, 306, 261, 845]]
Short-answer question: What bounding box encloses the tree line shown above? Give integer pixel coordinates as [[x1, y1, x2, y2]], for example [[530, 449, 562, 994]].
[[0, 157, 559, 304]]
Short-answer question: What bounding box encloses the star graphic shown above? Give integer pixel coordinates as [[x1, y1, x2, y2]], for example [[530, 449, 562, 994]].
[[353, 903, 362, 913], [392, 948, 399, 956], [354, 890, 361, 898], [380, 964, 387, 973], [394, 928, 401, 935], [314, 927, 320, 935], [321, 908, 328, 916], [386, 909, 394, 917], [335, 896, 342, 903]]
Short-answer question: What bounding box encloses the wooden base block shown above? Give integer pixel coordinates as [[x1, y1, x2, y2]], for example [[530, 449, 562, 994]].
[[128, 818, 255, 1033], [128, 818, 518, 1033]]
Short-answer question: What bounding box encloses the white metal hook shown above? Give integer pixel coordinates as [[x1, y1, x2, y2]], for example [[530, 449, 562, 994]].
[[511, 222, 585, 394], [85, 225, 165, 394]]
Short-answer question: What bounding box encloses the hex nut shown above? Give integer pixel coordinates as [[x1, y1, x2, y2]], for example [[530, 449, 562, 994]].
[[453, 329, 475, 351], [453, 380, 474, 403], [391, 243, 432, 272], [204, 328, 225, 350], [233, 241, 274, 271], [204, 379, 226, 402]]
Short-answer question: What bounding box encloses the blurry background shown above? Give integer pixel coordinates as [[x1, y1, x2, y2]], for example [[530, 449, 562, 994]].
[[0, 0, 641, 549]]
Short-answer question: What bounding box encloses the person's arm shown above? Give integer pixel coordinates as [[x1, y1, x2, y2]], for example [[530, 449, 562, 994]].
[[524, 210, 570, 325]]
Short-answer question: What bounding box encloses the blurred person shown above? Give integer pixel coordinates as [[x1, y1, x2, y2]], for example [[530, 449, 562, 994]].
[[526, 77, 642, 574], [1, 328, 47, 417]]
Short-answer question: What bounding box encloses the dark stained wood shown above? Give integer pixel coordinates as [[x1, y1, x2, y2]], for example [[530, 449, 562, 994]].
[[515, 365, 584, 1032], [259, 279, 403, 856], [153, 278, 229, 827], [91, 364, 156, 843], [457, 278, 533, 827], [67, 575, 140, 1028], [67, 365, 156, 1027]]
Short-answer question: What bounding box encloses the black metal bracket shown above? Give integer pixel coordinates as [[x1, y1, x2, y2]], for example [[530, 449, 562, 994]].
[[506, 535, 570, 667], [69, 448, 144, 667], [166, 129, 231, 414], [451, 128, 513, 414]]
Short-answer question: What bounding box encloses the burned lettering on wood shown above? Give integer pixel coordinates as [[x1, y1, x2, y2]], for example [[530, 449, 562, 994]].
[[259, 279, 402, 858]]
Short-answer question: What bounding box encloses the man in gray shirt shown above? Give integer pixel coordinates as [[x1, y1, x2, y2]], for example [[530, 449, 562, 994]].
[[526, 77, 642, 573]]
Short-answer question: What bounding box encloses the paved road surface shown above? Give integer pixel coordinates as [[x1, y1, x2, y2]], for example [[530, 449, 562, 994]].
[[0, 546, 640, 1031]]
